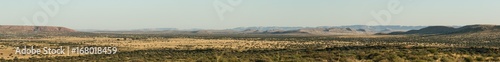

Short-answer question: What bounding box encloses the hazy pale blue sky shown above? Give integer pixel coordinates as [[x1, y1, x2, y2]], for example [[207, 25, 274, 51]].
[[1, 0, 499, 30]]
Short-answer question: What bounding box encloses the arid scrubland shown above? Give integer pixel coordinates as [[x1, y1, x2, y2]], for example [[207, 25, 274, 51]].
[[0, 33, 498, 62]]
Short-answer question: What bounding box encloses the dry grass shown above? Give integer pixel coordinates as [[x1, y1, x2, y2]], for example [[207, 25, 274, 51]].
[[0, 35, 483, 60]]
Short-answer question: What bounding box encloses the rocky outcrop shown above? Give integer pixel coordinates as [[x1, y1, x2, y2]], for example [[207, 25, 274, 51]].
[[0, 25, 76, 34]]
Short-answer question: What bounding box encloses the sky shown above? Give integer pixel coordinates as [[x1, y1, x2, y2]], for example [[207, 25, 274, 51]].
[[1, 0, 500, 30]]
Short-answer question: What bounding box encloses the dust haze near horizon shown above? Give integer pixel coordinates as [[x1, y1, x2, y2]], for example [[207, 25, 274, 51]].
[[1, 0, 499, 30]]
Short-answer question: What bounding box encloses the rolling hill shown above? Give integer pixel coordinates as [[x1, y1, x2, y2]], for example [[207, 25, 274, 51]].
[[388, 24, 500, 35], [0, 25, 76, 34]]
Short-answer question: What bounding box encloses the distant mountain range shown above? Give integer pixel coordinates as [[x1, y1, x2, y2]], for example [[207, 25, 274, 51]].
[[231, 25, 431, 33], [77, 28, 178, 32], [80, 25, 429, 32], [82, 25, 436, 35], [6, 25, 500, 36]]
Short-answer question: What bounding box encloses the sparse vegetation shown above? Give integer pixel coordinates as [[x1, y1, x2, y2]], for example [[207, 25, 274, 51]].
[[0, 30, 499, 61]]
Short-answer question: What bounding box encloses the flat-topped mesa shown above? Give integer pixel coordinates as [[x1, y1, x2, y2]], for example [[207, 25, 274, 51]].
[[0, 25, 76, 34]]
